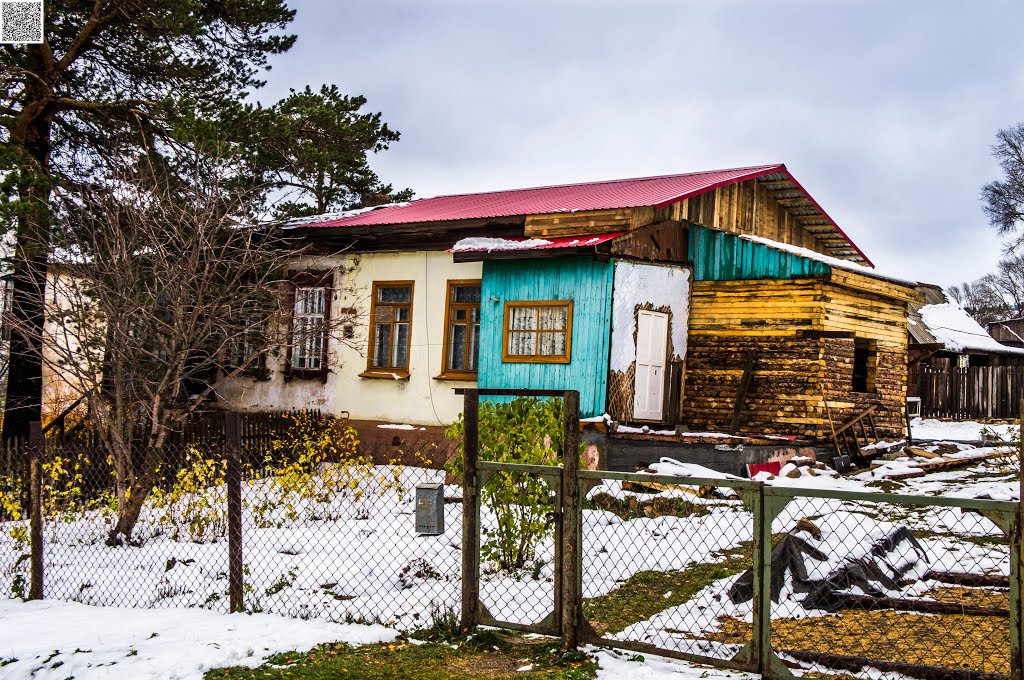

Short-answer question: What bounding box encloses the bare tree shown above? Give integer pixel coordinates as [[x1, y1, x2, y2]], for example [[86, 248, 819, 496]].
[[15, 155, 357, 544], [948, 253, 1024, 325], [983, 124, 1024, 249]]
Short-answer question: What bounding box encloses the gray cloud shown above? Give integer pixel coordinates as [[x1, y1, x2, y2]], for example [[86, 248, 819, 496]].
[[261, 0, 1024, 286]]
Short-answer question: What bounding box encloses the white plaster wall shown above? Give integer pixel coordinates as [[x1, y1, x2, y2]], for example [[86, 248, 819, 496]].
[[41, 270, 99, 418], [218, 251, 482, 425], [609, 261, 691, 372]]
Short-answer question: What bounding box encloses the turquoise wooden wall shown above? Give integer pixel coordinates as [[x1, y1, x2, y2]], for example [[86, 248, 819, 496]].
[[479, 257, 614, 417], [689, 225, 832, 281]]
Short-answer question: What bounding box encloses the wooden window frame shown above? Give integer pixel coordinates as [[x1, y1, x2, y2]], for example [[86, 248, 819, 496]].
[[284, 270, 333, 384], [501, 300, 573, 364], [362, 280, 415, 379], [437, 279, 482, 381]]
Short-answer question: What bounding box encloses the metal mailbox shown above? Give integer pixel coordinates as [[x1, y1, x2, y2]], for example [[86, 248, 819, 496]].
[[415, 483, 445, 535]]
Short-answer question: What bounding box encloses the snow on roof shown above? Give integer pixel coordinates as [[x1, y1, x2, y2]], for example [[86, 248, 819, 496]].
[[738, 234, 916, 286], [450, 232, 623, 253], [280, 202, 411, 229], [919, 301, 1024, 355], [451, 237, 553, 252]]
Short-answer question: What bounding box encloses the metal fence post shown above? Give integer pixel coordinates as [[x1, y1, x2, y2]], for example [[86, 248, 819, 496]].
[[460, 389, 480, 631], [225, 411, 243, 613], [28, 421, 43, 600], [561, 390, 581, 649], [751, 481, 769, 675]]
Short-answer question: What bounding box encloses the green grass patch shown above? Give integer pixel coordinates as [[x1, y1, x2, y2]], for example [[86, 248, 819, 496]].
[[204, 632, 598, 680], [582, 547, 751, 635]]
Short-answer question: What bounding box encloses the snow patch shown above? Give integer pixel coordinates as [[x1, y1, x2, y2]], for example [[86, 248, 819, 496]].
[[739, 234, 916, 285], [450, 237, 553, 252], [0, 599, 397, 680]]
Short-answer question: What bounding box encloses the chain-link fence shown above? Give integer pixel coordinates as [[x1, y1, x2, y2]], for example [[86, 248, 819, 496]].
[[572, 468, 1020, 680], [3, 398, 1021, 679], [0, 413, 462, 631], [764, 487, 1015, 679]]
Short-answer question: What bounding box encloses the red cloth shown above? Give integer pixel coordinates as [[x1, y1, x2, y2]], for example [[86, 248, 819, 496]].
[[746, 461, 782, 478]]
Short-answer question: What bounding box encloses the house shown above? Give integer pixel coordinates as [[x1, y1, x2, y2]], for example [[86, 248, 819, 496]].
[[909, 285, 1024, 370], [987, 317, 1024, 349], [907, 286, 1024, 419], [218, 164, 922, 459]]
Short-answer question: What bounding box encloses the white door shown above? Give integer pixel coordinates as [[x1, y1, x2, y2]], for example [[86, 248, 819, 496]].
[[633, 310, 668, 421]]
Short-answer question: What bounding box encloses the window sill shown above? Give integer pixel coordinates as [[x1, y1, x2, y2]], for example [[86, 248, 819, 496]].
[[359, 370, 410, 381], [502, 356, 571, 364], [433, 372, 478, 382], [284, 369, 329, 384]]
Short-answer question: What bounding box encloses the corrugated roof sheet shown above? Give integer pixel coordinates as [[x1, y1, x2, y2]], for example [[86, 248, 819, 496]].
[[289, 163, 871, 265], [296, 165, 783, 228]]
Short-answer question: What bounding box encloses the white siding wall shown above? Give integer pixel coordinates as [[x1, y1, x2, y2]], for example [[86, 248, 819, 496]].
[[219, 251, 482, 425]]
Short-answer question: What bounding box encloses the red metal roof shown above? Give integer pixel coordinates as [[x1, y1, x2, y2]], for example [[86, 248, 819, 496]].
[[298, 165, 784, 228], [291, 163, 872, 266]]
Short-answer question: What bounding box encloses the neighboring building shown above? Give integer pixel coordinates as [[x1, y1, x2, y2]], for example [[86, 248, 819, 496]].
[[908, 285, 1024, 371], [219, 164, 921, 444], [987, 317, 1024, 349]]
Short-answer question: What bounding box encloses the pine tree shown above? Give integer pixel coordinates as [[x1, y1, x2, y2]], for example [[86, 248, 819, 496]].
[[0, 1, 296, 441]]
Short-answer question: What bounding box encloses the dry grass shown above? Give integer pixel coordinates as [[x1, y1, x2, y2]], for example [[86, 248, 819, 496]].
[[928, 585, 1009, 609], [707, 605, 1010, 675]]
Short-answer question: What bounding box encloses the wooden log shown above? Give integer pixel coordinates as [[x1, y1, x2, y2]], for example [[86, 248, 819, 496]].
[[830, 592, 1009, 617], [925, 571, 1010, 589], [780, 648, 1008, 680]]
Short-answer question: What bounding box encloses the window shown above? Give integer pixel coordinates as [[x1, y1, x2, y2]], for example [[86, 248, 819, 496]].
[[852, 338, 876, 393], [285, 271, 332, 382], [502, 301, 572, 363], [440, 280, 481, 378], [366, 281, 414, 375]]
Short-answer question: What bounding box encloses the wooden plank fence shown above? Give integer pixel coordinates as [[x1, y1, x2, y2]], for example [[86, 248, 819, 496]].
[[917, 365, 1024, 419]]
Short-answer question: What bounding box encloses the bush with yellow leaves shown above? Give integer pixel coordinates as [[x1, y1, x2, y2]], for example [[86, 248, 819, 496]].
[[150, 448, 228, 543], [247, 412, 420, 527]]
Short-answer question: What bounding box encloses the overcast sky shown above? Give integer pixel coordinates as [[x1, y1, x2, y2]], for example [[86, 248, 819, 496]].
[[259, 1, 1024, 287]]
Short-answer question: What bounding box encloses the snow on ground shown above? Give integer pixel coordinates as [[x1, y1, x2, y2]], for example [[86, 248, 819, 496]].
[[2, 440, 1017, 678], [0, 598, 397, 680], [909, 417, 1018, 441], [592, 647, 754, 679]]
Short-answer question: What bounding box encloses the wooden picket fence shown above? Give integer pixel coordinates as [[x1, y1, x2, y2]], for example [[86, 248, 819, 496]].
[[916, 364, 1024, 419]]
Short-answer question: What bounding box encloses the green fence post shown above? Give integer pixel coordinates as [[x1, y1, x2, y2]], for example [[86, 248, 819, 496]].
[[751, 482, 769, 675]]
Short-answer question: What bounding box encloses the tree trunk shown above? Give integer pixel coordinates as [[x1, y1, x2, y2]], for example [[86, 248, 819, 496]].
[[2, 112, 53, 445], [106, 445, 161, 545]]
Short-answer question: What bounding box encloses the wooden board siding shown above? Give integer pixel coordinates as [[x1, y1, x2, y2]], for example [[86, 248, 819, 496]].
[[610, 219, 689, 263], [668, 179, 826, 255], [478, 256, 613, 417], [688, 278, 826, 337], [684, 276, 910, 439], [524, 208, 638, 238], [523, 177, 842, 260], [689, 225, 831, 281], [819, 282, 911, 436]]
